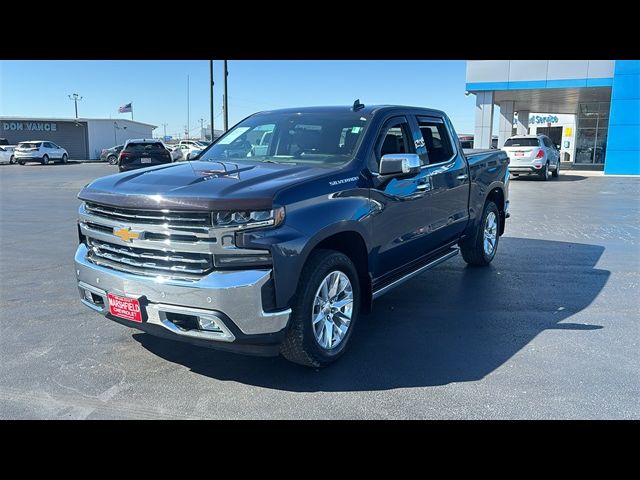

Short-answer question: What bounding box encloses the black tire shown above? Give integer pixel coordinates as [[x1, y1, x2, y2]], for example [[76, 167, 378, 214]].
[[539, 162, 549, 181], [108, 155, 118, 165], [459, 201, 500, 266], [61, 153, 68, 164], [9, 155, 15, 164], [42, 155, 49, 165], [18, 160, 25, 165], [280, 249, 360, 368], [552, 161, 559, 178]]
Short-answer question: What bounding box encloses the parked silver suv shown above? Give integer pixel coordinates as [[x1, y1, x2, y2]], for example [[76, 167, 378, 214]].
[[503, 135, 560, 181]]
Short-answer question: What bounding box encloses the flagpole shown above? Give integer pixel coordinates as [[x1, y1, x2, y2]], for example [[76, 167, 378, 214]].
[[131, 102, 134, 121]]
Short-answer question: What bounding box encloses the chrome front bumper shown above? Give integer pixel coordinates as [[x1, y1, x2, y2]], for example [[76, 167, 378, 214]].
[[74, 244, 291, 343]]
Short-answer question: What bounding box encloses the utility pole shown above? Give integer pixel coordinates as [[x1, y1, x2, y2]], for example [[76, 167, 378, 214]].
[[68, 93, 83, 118], [209, 60, 214, 140], [223, 60, 229, 131], [200, 118, 204, 140], [187, 75, 190, 141], [161, 123, 168, 140]]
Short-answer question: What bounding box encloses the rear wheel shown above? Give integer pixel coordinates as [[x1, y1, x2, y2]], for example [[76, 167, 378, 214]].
[[459, 201, 500, 266], [552, 160, 560, 178], [42, 154, 49, 165], [280, 249, 360, 367], [108, 154, 118, 165], [539, 162, 549, 181]]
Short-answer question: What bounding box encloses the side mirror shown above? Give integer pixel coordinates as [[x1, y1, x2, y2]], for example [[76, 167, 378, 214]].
[[379, 153, 421, 178]]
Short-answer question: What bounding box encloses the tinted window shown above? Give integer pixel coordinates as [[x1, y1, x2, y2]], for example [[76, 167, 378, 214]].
[[125, 142, 166, 153], [504, 138, 540, 147], [200, 112, 369, 167], [460, 140, 474, 149], [417, 117, 454, 165], [19, 142, 42, 148], [369, 119, 414, 172]]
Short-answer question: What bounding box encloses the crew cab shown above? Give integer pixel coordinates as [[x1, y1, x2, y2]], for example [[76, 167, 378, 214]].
[[75, 104, 510, 367]]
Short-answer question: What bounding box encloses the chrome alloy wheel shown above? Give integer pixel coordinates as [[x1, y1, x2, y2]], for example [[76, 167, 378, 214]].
[[483, 211, 498, 256], [312, 271, 354, 350]]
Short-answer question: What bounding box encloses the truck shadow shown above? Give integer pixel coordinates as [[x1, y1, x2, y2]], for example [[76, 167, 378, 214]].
[[133, 238, 608, 392], [511, 174, 587, 182]]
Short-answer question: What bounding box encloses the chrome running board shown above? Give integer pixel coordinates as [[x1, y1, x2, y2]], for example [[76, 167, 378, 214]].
[[372, 248, 459, 300]]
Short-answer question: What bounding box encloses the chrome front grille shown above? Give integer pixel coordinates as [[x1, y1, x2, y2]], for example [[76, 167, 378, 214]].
[[85, 202, 212, 227], [79, 201, 270, 281], [87, 238, 213, 279]]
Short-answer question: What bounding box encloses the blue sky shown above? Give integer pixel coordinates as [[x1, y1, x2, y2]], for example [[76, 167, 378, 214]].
[[0, 60, 479, 139]]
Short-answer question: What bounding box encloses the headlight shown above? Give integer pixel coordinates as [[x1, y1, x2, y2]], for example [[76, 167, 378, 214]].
[[213, 207, 285, 229]]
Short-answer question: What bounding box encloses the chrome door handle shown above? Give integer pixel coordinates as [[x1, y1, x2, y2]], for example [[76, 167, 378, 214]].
[[456, 174, 469, 181]]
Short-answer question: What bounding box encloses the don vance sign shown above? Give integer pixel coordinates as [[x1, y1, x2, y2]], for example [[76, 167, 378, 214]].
[[3, 122, 58, 132]]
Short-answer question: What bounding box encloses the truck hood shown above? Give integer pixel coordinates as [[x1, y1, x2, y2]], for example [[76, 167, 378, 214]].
[[78, 160, 327, 211]]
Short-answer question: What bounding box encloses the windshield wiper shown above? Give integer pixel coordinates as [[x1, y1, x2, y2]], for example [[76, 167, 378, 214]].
[[260, 158, 298, 165]]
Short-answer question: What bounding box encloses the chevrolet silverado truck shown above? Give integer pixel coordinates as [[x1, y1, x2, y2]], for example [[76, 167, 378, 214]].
[[75, 103, 510, 367]]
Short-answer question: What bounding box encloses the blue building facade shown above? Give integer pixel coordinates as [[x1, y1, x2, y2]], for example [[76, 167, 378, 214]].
[[466, 60, 639, 175]]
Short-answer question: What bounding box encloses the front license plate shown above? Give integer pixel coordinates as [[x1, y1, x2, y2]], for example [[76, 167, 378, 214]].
[[141, 157, 152, 163], [107, 293, 142, 323]]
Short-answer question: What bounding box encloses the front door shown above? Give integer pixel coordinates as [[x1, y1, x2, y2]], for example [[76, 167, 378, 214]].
[[369, 116, 441, 279]]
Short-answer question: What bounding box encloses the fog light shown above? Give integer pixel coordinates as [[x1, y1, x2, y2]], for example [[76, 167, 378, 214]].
[[198, 316, 221, 332]]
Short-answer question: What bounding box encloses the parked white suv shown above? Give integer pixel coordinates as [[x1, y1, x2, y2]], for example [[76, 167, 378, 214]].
[[15, 141, 69, 165], [503, 135, 560, 181]]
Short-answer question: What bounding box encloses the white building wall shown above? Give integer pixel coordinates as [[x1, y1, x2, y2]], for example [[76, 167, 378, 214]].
[[86, 120, 155, 159], [467, 60, 615, 84], [528, 113, 577, 162]]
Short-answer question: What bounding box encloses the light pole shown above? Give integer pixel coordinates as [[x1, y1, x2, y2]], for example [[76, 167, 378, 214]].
[[223, 60, 229, 131], [68, 93, 83, 118], [210, 60, 214, 139], [161, 123, 168, 141]]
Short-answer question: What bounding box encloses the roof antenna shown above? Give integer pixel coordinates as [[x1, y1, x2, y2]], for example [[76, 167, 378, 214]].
[[352, 99, 365, 111]]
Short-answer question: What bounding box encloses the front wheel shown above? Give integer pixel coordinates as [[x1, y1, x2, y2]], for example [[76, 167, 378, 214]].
[[459, 201, 500, 266], [108, 155, 118, 165], [61, 153, 68, 164], [552, 161, 560, 178], [9, 155, 15, 164], [280, 249, 360, 367]]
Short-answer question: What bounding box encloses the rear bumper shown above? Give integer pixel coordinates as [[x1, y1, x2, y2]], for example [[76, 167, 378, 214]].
[[74, 244, 291, 356], [509, 165, 540, 174]]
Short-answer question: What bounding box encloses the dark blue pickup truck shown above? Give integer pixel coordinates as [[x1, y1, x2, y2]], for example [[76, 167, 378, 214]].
[[75, 103, 510, 367]]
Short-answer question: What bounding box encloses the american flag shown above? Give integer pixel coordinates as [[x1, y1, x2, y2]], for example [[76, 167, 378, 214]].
[[118, 102, 132, 113]]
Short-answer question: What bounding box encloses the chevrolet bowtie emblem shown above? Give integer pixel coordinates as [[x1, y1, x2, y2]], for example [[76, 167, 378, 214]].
[[113, 227, 141, 242]]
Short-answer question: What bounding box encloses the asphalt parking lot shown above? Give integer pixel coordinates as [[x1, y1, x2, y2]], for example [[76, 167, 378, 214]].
[[0, 162, 638, 419]]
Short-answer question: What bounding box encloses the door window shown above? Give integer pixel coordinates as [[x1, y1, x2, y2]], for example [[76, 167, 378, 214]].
[[369, 119, 414, 172], [416, 117, 454, 165]]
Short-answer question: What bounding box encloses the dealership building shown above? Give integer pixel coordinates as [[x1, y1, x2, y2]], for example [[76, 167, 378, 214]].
[[0, 117, 157, 160], [466, 60, 640, 175]]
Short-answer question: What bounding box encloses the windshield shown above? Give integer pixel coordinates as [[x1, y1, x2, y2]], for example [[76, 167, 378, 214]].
[[504, 138, 540, 147], [199, 111, 369, 167]]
